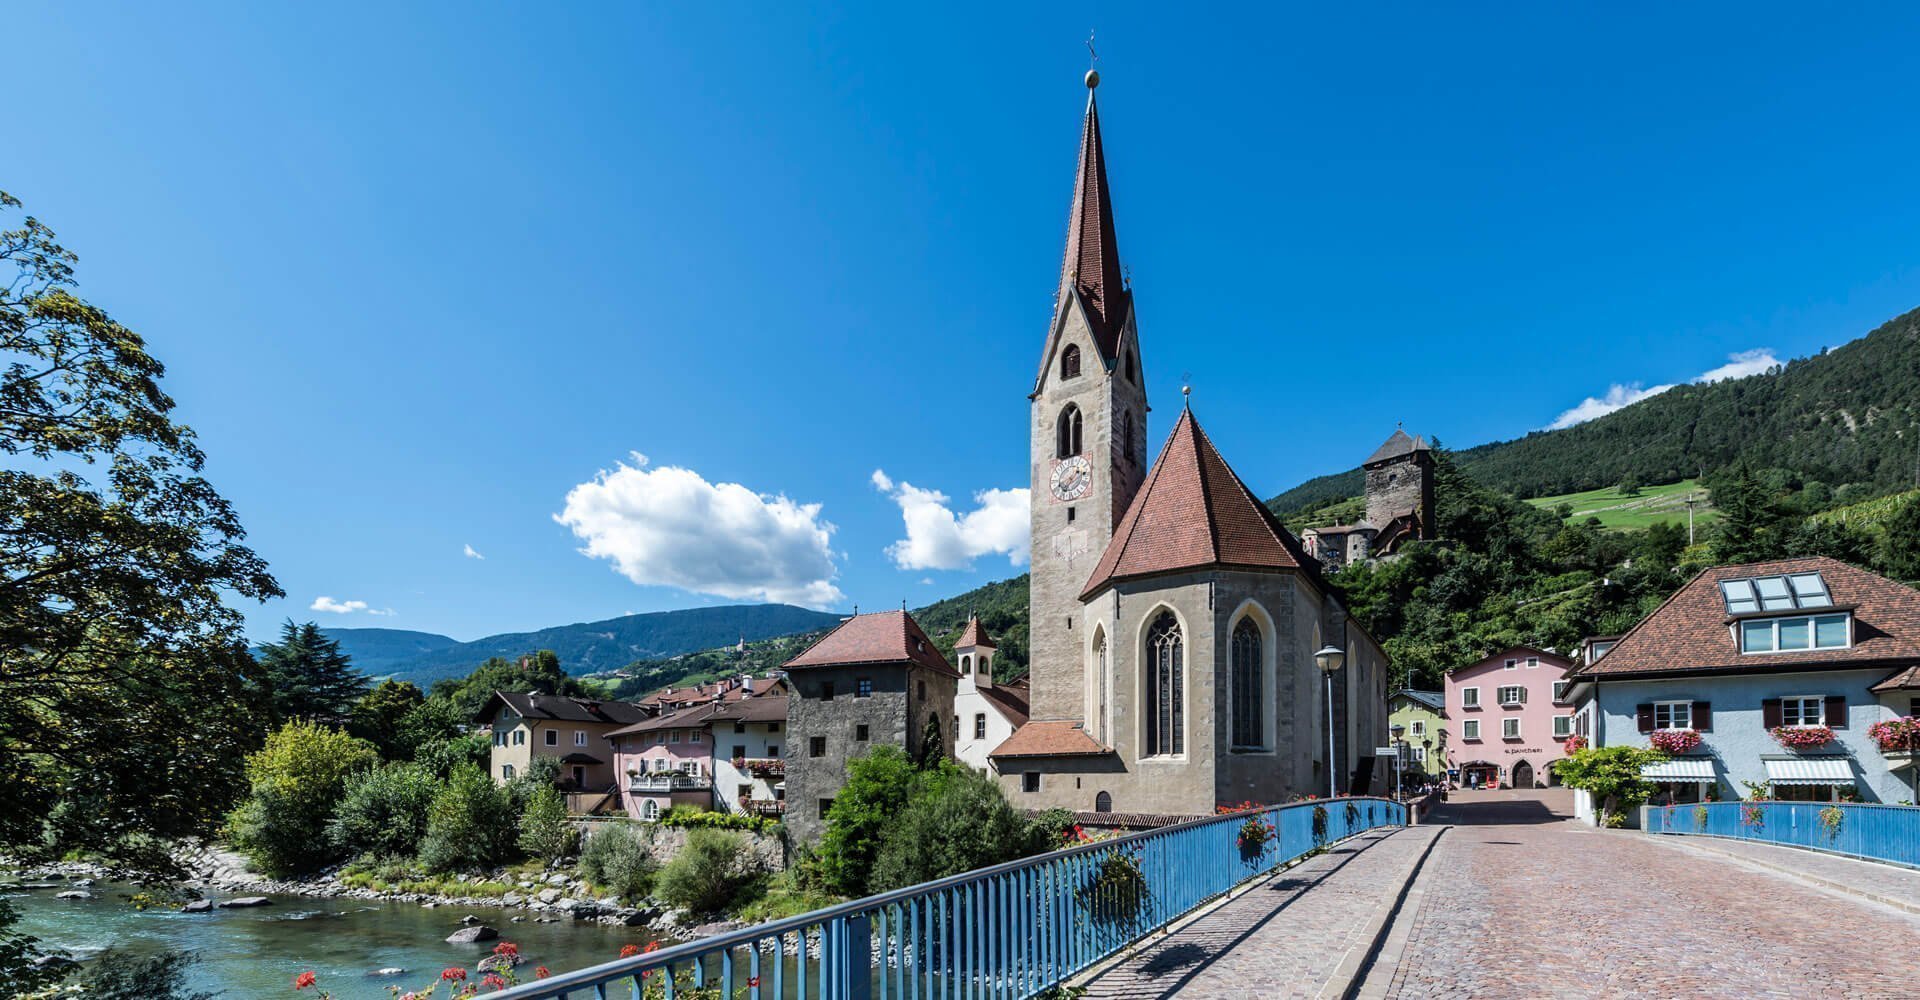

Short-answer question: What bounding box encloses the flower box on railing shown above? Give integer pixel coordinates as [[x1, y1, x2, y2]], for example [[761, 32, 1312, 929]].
[[742, 758, 785, 778], [1649, 729, 1702, 754], [1771, 725, 1835, 750], [1868, 717, 1920, 754]]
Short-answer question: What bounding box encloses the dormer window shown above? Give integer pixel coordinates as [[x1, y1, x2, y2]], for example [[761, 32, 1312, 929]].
[[1061, 345, 1082, 380], [1721, 573, 1832, 614], [1738, 613, 1851, 654]]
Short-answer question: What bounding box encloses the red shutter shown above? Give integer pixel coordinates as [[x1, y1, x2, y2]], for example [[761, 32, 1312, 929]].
[[1693, 701, 1712, 732], [1636, 703, 1654, 733], [1824, 696, 1848, 729], [1762, 699, 1783, 729]]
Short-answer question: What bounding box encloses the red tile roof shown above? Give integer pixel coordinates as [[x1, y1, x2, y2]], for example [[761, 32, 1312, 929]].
[[977, 676, 1030, 729], [782, 610, 958, 676], [1055, 89, 1130, 366], [1575, 556, 1920, 679], [988, 719, 1110, 759], [1081, 408, 1317, 599], [957, 615, 996, 649]]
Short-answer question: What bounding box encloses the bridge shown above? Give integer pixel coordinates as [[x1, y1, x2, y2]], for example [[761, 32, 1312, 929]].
[[499, 791, 1920, 998]]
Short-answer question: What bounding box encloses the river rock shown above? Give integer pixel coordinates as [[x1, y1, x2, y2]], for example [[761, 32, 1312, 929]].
[[370, 967, 407, 977], [56, 890, 92, 900], [445, 925, 498, 944], [534, 888, 560, 904], [219, 896, 273, 909], [461, 913, 481, 925], [545, 873, 568, 886], [182, 900, 213, 913], [477, 953, 524, 972]]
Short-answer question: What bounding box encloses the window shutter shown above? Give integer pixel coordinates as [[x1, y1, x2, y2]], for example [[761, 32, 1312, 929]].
[[1694, 701, 1712, 732], [1824, 696, 1848, 729], [1519, 687, 1529, 703], [1636, 704, 1654, 733], [1762, 699, 1783, 729]]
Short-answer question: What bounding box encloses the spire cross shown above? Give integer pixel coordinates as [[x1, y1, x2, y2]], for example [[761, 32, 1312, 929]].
[[1087, 30, 1098, 67]]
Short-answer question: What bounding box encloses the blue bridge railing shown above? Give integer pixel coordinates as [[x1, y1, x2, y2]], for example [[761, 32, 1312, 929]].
[[496, 796, 1407, 999], [1645, 800, 1920, 869]]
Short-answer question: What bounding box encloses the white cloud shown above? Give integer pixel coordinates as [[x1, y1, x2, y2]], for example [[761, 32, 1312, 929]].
[[463, 543, 485, 560], [310, 596, 378, 615], [1547, 348, 1781, 430], [873, 469, 1030, 571], [555, 454, 844, 609]]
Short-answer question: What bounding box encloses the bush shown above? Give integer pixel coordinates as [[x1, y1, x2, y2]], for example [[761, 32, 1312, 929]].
[[578, 821, 658, 901], [413, 731, 490, 779], [419, 764, 518, 873], [655, 829, 761, 916], [518, 785, 578, 861], [225, 721, 378, 877], [660, 807, 779, 835], [328, 762, 438, 859], [869, 766, 1060, 892], [815, 746, 919, 896]]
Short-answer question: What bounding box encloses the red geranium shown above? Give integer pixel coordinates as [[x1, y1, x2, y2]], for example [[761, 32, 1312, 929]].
[[482, 973, 507, 990], [293, 971, 317, 990], [619, 943, 642, 959], [442, 967, 468, 982], [492, 942, 519, 959], [536, 966, 551, 979]]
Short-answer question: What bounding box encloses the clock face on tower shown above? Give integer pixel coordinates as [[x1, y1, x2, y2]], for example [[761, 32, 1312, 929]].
[[1050, 455, 1093, 502]]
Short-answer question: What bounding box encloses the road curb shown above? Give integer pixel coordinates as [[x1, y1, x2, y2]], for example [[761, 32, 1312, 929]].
[[1642, 832, 1920, 916], [1322, 825, 1444, 1000]]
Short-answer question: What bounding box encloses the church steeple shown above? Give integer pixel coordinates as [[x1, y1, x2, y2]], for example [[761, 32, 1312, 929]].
[[1055, 71, 1130, 366]]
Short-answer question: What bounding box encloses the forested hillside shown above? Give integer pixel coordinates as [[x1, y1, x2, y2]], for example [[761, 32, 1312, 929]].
[[1269, 305, 1920, 513]]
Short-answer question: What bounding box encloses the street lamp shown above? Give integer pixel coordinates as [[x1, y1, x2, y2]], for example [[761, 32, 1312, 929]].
[[1314, 644, 1345, 799], [1390, 722, 1407, 801]]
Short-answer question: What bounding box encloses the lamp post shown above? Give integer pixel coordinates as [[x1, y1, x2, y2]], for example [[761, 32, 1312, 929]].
[[1314, 645, 1345, 799], [1390, 722, 1407, 801]]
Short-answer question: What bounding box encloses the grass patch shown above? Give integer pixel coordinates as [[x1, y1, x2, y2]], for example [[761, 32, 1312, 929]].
[[728, 872, 838, 924], [1525, 479, 1716, 531], [338, 862, 515, 898]]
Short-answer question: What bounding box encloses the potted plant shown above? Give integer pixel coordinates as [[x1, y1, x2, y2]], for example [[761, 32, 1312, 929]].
[[1649, 729, 1702, 754], [1771, 725, 1835, 750]]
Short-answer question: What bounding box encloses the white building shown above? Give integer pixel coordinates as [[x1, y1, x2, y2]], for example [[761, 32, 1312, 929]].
[[952, 616, 1031, 771], [707, 694, 788, 820]]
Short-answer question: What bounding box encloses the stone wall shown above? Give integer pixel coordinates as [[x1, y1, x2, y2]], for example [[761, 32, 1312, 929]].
[[783, 664, 956, 845]]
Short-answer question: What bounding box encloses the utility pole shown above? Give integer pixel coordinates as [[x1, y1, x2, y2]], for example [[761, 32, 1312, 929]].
[[1683, 491, 1698, 547]]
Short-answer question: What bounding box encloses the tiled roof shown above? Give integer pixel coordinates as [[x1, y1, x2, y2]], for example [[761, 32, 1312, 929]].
[[606, 700, 722, 738], [1364, 429, 1429, 466], [708, 694, 789, 724], [1081, 409, 1317, 600], [957, 615, 996, 650], [1869, 665, 1920, 694], [977, 677, 1031, 728], [1576, 557, 1920, 679], [1393, 689, 1445, 713], [988, 720, 1111, 759], [782, 610, 959, 677], [1055, 89, 1131, 366], [482, 691, 650, 726]]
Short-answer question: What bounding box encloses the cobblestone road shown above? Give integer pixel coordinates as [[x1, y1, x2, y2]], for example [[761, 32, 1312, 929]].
[[1383, 788, 1920, 999]]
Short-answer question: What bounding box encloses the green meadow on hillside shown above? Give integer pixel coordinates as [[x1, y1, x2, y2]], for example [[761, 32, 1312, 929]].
[[1525, 479, 1718, 531]]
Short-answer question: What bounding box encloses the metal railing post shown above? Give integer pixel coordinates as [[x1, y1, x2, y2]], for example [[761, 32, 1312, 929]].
[[844, 911, 872, 1000]]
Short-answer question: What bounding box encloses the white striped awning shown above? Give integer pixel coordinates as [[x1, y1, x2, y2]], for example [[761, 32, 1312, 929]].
[[1764, 757, 1854, 786], [1641, 759, 1714, 781]]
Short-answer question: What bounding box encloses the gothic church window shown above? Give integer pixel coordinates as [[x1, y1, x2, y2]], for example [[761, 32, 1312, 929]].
[[1146, 611, 1184, 756], [1093, 629, 1109, 745], [1057, 405, 1082, 458], [1062, 344, 1082, 380], [1230, 618, 1264, 749]]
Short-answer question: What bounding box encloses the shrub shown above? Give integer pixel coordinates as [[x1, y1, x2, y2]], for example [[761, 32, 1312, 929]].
[[815, 746, 919, 896], [419, 764, 518, 873], [225, 721, 379, 877], [413, 731, 490, 779], [655, 829, 761, 917], [659, 806, 779, 835], [869, 765, 1060, 892], [328, 762, 438, 859], [1556, 745, 1667, 826], [579, 821, 658, 900], [518, 785, 578, 861]]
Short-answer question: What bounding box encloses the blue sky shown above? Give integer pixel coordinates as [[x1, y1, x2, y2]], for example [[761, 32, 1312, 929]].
[[9, 5, 1920, 643]]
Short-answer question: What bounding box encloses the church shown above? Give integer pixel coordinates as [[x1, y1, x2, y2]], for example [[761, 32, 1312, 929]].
[[986, 70, 1392, 817]]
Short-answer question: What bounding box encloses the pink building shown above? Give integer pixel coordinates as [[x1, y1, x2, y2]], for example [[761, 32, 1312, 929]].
[[607, 702, 719, 821], [1443, 644, 1577, 789]]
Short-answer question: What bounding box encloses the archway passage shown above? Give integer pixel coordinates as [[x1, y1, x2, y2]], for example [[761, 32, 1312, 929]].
[[1511, 760, 1534, 789]]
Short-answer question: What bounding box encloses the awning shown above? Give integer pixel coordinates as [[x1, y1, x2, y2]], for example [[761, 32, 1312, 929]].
[[1641, 759, 1714, 782], [1764, 757, 1854, 786], [560, 752, 604, 765]]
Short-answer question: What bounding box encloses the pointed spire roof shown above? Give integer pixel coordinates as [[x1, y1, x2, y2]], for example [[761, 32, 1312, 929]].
[[956, 614, 996, 650], [1052, 79, 1131, 365], [1081, 409, 1319, 600], [1364, 429, 1429, 466]]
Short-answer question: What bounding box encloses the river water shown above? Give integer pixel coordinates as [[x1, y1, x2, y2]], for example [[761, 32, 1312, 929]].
[[5, 883, 664, 998]]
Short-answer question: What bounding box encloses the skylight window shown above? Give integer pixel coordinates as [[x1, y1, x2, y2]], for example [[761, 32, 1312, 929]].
[[1720, 572, 1833, 615]]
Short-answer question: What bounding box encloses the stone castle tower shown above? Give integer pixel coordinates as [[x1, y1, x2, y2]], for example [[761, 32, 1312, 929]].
[[1362, 429, 1434, 545], [1027, 72, 1149, 722]]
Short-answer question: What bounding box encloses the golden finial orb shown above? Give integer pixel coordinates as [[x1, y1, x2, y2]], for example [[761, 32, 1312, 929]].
[[1085, 69, 1100, 89]]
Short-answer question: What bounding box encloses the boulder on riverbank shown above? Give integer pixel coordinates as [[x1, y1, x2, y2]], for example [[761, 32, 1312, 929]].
[[55, 890, 92, 900], [182, 900, 213, 913], [218, 896, 273, 909], [477, 953, 524, 972], [445, 925, 499, 944]]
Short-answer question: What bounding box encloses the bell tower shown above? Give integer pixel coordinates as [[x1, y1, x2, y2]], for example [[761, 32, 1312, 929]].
[[1027, 69, 1148, 725]]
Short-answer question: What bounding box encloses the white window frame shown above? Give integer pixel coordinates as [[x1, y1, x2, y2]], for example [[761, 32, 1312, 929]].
[[1653, 701, 1692, 731], [1498, 685, 1525, 707], [1780, 695, 1825, 728], [690, 730, 702, 744], [1463, 719, 1482, 741], [1525, 656, 1540, 669], [1412, 746, 1427, 762], [669, 731, 680, 744], [1504, 659, 1518, 671], [1461, 687, 1481, 709], [574, 730, 587, 747], [1502, 717, 1521, 739], [1552, 715, 1572, 738], [1553, 680, 1571, 703], [1737, 613, 1852, 655], [1410, 720, 1426, 738]]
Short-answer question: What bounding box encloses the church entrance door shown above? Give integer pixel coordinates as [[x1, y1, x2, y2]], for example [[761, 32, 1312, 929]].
[[1511, 760, 1534, 789]]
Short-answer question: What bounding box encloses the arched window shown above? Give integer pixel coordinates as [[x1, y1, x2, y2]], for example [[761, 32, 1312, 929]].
[[1121, 412, 1134, 462], [960, 654, 972, 676], [1061, 344, 1082, 380], [1145, 611, 1184, 756], [1230, 618, 1264, 749], [1057, 405, 1082, 458], [1093, 629, 1109, 745], [1094, 791, 1113, 813], [641, 799, 659, 821], [1125, 350, 1136, 384]]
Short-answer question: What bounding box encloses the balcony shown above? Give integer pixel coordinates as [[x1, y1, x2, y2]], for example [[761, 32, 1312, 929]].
[[628, 773, 711, 793], [741, 798, 786, 817], [740, 758, 786, 778]]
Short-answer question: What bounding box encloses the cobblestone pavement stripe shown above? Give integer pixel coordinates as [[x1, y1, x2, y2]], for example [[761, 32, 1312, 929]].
[[1077, 825, 1434, 1000], [1637, 829, 1920, 914], [1385, 788, 1920, 999]]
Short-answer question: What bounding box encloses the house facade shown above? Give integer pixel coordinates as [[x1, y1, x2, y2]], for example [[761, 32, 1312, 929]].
[[1388, 689, 1448, 778], [782, 610, 960, 844], [951, 616, 1031, 771], [606, 702, 719, 821], [707, 695, 788, 819], [1444, 646, 1577, 789], [1571, 557, 1920, 806], [479, 692, 649, 798]]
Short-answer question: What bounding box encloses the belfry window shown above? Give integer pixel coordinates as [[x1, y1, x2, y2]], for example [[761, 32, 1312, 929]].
[[1146, 612, 1184, 756], [1124, 350, 1137, 384], [1230, 618, 1264, 750], [1057, 405, 1082, 458], [1061, 344, 1082, 380], [1122, 412, 1135, 462]]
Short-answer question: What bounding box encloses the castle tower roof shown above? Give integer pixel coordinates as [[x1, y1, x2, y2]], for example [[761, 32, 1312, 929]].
[[1080, 409, 1319, 599], [1050, 76, 1131, 367], [782, 610, 958, 676], [1364, 429, 1429, 467], [956, 614, 996, 650]]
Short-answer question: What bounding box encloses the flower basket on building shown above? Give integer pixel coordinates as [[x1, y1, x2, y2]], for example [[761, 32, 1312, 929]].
[[742, 758, 785, 778], [1867, 717, 1920, 754], [1563, 734, 1588, 753], [1236, 815, 1276, 862], [1648, 729, 1702, 754], [1770, 725, 1835, 750]]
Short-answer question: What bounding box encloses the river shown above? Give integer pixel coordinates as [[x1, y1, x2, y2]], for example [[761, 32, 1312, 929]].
[[5, 883, 665, 998]]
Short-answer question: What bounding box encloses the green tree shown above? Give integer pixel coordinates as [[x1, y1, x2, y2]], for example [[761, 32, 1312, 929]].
[[517, 784, 576, 861], [1555, 746, 1667, 827], [1617, 474, 1642, 497], [1709, 466, 1785, 564], [350, 680, 426, 759], [429, 650, 584, 721], [816, 746, 920, 896], [394, 697, 466, 761], [655, 828, 762, 917], [257, 621, 370, 728], [0, 191, 281, 877], [419, 763, 517, 872], [870, 764, 1063, 892], [578, 822, 659, 900], [327, 762, 439, 860], [226, 721, 378, 876], [1877, 497, 1920, 582], [413, 730, 491, 779]]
